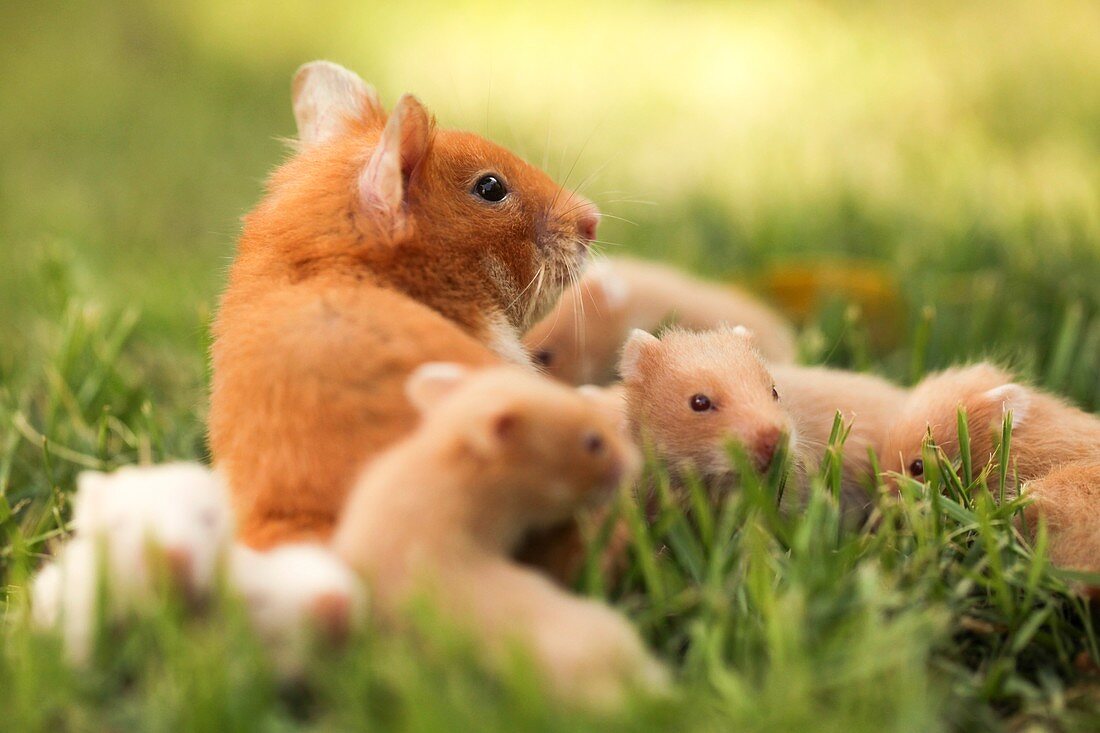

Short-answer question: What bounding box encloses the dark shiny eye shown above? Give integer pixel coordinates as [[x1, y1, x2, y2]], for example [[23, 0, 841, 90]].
[[908, 459, 924, 478], [690, 394, 713, 412], [771, 386, 780, 401], [534, 349, 553, 367], [473, 174, 507, 202], [583, 431, 605, 454]]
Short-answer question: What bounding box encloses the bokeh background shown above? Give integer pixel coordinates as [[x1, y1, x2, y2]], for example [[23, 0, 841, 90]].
[[3, 0, 1100, 418], [3, 4, 1100, 728]]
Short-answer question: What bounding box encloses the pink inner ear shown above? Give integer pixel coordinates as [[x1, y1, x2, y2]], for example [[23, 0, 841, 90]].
[[291, 61, 385, 145], [983, 384, 1031, 426], [398, 108, 432, 180], [357, 95, 433, 234], [619, 329, 658, 382], [360, 126, 404, 212]]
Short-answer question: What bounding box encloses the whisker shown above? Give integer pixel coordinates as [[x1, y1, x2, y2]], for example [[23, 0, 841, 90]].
[[598, 198, 658, 207], [569, 260, 585, 364], [506, 264, 544, 316], [550, 120, 603, 214], [522, 265, 547, 327], [570, 160, 612, 199], [593, 213, 638, 226], [542, 122, 553, 173], [528, 269, 567, 350]]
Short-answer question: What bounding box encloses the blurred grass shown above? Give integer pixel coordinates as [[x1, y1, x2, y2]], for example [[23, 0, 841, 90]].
[[4, 0, 1100, 730], [4, 0, 1100, 389]]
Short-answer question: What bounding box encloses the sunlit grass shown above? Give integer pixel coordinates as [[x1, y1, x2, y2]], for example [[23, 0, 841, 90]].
[[4, 306, 1100, 730], [4, 0, 1100, 729]]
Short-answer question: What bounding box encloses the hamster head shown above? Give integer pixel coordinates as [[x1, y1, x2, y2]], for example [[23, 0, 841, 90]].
[[72, 463, 233, 594], [249, 60, 598, 332], [619, 327, 791, 481], [523, 261, 631, 384], [405, 363, 640, 527], [880, 363, 1030, 487]]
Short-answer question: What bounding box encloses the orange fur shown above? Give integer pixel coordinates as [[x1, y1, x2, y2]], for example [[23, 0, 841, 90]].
[[209, 62, 598, 548], [880, 363, 1100, 574], [880, 364, 1100, 485], [332, 365, 665, 706], [524, 256, 796, 385]]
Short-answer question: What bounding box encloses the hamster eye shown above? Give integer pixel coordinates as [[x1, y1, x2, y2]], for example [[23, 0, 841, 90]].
[[771, 386, 780, 401], [534, 349, 553, 367], [908, 459, 924, 478], [689, 394, 713, 412], [582, 431, 605, 455], [473, 174, 508, 203]]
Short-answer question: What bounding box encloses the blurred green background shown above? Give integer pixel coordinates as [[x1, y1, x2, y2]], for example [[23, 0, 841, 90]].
[[3, 0, 1100, 406], [3, 3, 1100, 728]]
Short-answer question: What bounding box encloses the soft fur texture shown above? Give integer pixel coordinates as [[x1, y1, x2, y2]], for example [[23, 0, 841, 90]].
[[32, 463, 234, 664], [621, 327, 790, 480], [620, 327, 906, 516], [770, 363, 909, 515], [209, 61, 599, 548], [229, 543, 366, 675], [1020, 462, 1100, 576], [70, 462, 233, 597], [31, 539, 99, 665], [879, 363, 1100, 575], [524, 256, 796, 385], [332, 364, 666, 708]]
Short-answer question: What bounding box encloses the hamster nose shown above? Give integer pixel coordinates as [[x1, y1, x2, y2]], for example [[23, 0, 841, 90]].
[[577, 211, 600, 242], [567, 196, 599, 243], [754, 427, 782, 471]]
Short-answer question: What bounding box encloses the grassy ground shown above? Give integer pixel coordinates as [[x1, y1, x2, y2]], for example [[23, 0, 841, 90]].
[[3, 0, 1100, 730]]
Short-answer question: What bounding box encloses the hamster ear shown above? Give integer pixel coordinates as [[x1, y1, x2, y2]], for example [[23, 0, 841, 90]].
[[725, 323, 757, 344], [405, 362, 470, 414], [619, 329, 659, 382], [467, 410, 520, 455], [980, 384, 1031, 428], [358, 94, 434, 240], [292, 61, 385, 145]]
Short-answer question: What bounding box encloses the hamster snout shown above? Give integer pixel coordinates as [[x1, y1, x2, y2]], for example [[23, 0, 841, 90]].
[[576, 207, 600, 244], [547, 194, 599, 253], [582, 430, 639, 507], [752, 425, 784, 471]]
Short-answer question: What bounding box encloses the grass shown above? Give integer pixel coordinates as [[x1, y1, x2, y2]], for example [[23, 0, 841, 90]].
[[4, 0, 1100, 730], [5, 293, 1100, 732]]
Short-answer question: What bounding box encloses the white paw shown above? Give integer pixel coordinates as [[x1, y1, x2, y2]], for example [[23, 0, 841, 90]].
[[229, 543, 366, 674]]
